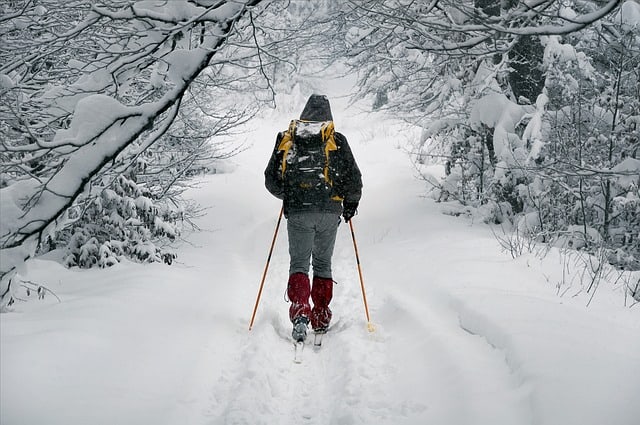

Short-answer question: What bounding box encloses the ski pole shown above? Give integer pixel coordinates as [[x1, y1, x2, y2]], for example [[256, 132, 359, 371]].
[[249, 206, 284, 330], [349, 220, 375, 332]]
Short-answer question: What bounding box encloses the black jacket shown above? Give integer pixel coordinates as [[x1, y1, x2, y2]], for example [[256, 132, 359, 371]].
[[264, 129, 362, 217]]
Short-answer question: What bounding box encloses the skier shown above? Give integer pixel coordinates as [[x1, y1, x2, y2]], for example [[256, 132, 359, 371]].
[[264, 94, 362, 342]]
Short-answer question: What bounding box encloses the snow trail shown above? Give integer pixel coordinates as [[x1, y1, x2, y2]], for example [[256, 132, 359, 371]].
[[2, 89, 639, 425], [185, 97, 534, 424]]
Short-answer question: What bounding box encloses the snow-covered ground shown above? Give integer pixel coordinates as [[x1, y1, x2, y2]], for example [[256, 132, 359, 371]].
[[1, 90, 639, 425]]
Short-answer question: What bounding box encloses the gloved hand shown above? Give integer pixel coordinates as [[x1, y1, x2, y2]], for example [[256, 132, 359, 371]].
[[342, 201, 359, 222]]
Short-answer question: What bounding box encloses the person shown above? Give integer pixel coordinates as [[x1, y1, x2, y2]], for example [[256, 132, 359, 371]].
[[264, 94, 362, 342]]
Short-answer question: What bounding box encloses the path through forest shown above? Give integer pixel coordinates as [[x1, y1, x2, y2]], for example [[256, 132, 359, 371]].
[[2, 91, 638, 425]]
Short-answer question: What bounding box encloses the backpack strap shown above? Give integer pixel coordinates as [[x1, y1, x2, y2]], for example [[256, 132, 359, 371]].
[[277, 120, 297, 178], [321, 121, 337, 184], [320, 122, 344, 201]]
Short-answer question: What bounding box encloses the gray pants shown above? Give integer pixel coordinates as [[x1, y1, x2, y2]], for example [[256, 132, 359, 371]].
[[287, 212, 340, 278]]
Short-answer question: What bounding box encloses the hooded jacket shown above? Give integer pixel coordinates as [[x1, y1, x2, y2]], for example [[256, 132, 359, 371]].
[[264, 95, 362, 216]]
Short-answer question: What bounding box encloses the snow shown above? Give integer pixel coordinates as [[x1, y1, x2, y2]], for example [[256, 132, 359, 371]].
[[133, 1, 205, 22], [1, 41, 216, 278], [127, 0, 249, 24], [296, 120, 326, 137], [165, 49, 207, 85], [611, 157, 640, 189], [0, 178, 42, 276], [52, 94, 129, 149], [2, 87, 639, 425], [542, 36, 595, 79], [5, 95, 138, 242], [469, 92, 534, 161], [0, 73, 15, 89], [517, 210, 541, 234], [620, 0, 640, 28], [523, 91, 549, 163]]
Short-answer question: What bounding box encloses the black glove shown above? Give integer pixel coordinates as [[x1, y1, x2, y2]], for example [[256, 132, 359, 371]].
[[342, 201, 359, 222]]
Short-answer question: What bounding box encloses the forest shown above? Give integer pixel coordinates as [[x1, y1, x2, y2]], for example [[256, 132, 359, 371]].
[[1, 0, 638, 308]]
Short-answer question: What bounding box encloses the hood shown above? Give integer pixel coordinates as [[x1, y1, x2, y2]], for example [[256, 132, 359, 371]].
[[299, 94, 333, 122]]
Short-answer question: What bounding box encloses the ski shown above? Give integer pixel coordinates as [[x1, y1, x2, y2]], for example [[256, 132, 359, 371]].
[[313, 331, 324, 347], [293, 340, 304, 363]]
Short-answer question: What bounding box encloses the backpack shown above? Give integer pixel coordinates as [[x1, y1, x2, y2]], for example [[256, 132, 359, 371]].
[[277, 120, 342, 206]]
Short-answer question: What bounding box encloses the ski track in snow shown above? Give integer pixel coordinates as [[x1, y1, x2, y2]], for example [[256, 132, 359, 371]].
[[199, 225, 531, 425], [203, 228, 402, 425]]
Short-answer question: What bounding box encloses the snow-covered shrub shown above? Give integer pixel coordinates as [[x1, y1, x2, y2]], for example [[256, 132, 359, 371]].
[[531, 22, 640, 268], [58, 174, 180, 269], [404, 4, 640, 271]]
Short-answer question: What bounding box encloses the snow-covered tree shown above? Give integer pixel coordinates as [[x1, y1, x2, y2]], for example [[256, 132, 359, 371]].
[[332, 0, 638, 270], [529, 4, 640, 268], [0, 0, 266, 308]]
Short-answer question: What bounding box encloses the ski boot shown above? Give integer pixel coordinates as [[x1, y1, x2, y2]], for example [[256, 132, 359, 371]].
[[292, 316, 309, 342]]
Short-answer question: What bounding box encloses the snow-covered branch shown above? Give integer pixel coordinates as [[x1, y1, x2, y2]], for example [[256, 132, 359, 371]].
[[345, 0, 623, 56], [0, 0, 264, 307]]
